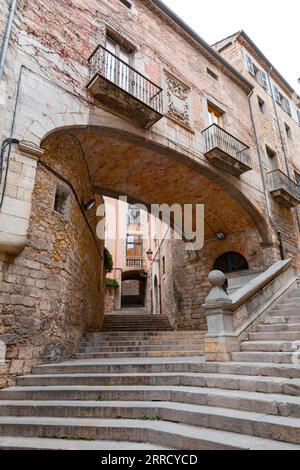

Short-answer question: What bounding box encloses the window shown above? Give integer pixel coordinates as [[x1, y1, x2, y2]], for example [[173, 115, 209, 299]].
[[246, 55, 269, 90], [297, 109, 300, 125], [266, 146, 278, 171], [128, 205, 141, 225], [258, 97, 265, 114], [53, 185, 70, 217], [126, 234, 143, 257], [207, 68, 218, 80], [162, 256, 166, 275], [207, 102, 223, 126], [285, 123, 292, 139], [119, 0, 132, 8], [273, 85, 291, 115]]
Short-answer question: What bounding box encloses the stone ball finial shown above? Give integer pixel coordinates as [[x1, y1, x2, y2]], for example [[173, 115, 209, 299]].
[[208, 270, 226, 287]]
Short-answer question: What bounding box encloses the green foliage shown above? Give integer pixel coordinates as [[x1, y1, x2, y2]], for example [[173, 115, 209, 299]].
[[104, 247, 113, 273], [106, 278, 119, 288], [141, 415, 161, 421]]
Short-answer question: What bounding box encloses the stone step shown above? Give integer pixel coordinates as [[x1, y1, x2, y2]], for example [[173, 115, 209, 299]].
[[256, 323, 300, 333], [277, 299, 300, 306], [2, 386, 300, 417], [15, 372, 300, 395], [84, 331, 205, 339], [232, 351, 299, 364], [1, 400, 300, 445], [100, 328, 173, 332], [0, 436, 171, 450], [32, 359, 300, 379], [104, 313, 169, 322], [249, 331, 300, 341], [77, 344, 204, 353], [101, 321, 172, 325], [263, 316, 300, 325], [0, 416, 298, 450], [78, 339, 205, 348], [287, 291, 300, 298], [74, 350, 203, 359], [271, 310, 300, 317], [241, 341, 299, 353]]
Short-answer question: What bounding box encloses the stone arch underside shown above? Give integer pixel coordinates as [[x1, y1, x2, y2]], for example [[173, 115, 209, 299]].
[[42, 126, 272, 244]]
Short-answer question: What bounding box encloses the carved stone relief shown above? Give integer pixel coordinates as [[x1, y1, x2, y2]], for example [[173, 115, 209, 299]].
[[165, 71, 190, 126]]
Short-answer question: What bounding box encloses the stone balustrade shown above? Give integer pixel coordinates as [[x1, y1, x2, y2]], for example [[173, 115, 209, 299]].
[[203, 259, 298, 361]]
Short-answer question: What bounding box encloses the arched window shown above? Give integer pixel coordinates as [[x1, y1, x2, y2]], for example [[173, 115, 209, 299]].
[[213, 252, 249, 274]]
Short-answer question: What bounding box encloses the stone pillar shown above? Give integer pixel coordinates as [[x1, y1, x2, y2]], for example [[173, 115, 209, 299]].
[[203, 270, 240, 362], [0, 142, 44, 254]]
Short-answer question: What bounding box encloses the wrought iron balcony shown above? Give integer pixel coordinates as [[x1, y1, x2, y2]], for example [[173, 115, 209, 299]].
[[87, 45, 164, 128], [126, 257, 144, 269], [268, 169, 300, 209], [202, 124, 252, 176]]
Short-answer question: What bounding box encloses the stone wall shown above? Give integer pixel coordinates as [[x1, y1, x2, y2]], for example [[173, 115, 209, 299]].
[[122, 280, 140, 296], [216, 39, 300, 261], [157, 228, 272, 331], [0, 134, 105, 387], [105, 285, 117, 312]]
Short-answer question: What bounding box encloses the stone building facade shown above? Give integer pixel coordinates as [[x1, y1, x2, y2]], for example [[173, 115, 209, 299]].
[[0, 0, 299, 385]]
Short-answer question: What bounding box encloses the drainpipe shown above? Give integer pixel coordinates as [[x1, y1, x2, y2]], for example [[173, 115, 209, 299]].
[[248, 90, 285, 260], [0, 0, 18, 80]]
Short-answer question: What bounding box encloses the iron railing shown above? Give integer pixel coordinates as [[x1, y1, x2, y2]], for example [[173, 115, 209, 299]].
[[268, 169, 300, 202], [202, 124, 251, 167], [126, 257, 144, 269], [89, 45, 163, 114]]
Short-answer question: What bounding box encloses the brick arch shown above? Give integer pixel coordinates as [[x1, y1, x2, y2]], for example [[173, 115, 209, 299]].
[[41, 125, 273, 246]]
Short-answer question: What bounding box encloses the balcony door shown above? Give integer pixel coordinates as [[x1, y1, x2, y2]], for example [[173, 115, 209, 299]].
[[208, 103, 223, 126], [106, 38, 131, 92]]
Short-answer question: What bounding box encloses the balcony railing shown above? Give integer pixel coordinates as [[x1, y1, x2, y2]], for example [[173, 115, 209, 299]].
[[87, 45, 164, 127], [202, 124, 252, 176], [126, 257, 144, 269], [268, 169, 300, 209]]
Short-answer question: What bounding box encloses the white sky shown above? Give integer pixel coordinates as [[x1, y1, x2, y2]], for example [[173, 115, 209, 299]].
[[163, 0, 300, 93]]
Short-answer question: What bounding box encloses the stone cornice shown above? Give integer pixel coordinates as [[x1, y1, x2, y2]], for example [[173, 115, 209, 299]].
[[141, 0, 254, 94]]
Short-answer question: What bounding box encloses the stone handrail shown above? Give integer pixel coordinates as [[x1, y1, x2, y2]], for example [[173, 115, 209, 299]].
[[203, 259, 297, 361]]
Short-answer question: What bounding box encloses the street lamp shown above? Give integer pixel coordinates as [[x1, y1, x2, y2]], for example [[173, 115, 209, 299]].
[[146, 249, 154, 260], [215, 231, 227, 241], [82, 199, 96, 212]]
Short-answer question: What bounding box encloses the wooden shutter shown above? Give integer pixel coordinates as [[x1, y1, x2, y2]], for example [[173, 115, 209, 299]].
[[273, 85, 281, 104], [283, 98, 291, 115], [246, 55, 255, 76], [260, 70, 269, 90]]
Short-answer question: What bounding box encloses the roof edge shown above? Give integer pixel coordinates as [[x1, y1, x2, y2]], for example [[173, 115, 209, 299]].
[[147, 0, 254, 93], [215, 30, 297, 98]]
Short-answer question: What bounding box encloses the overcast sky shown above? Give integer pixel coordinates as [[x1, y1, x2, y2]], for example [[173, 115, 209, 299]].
[[163, 0, 300, 93]]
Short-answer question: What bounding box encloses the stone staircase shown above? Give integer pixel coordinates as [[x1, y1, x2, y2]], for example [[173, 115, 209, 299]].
[[233, 289, 300, 365], [101, 309, 173, 331], [75, 330, 205, 359], [0, 289, 300, 449]]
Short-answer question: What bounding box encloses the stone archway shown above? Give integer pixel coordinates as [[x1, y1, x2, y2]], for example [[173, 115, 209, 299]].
[[121, 270, 147, 308], [41, 125, 273, 246], [38, 125, 278, 332]]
